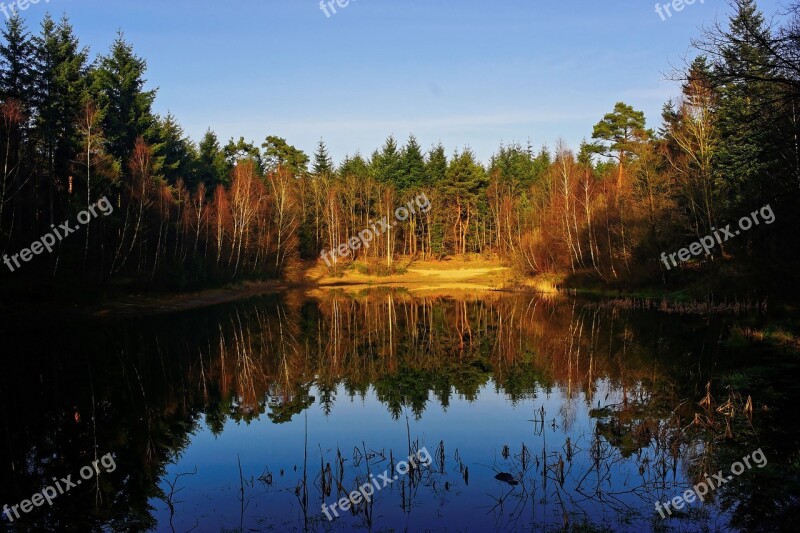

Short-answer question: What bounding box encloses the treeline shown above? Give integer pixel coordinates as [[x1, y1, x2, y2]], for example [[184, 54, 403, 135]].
[[0, 0, 798, 292]]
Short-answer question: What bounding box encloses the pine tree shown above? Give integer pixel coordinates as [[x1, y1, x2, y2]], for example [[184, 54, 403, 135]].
[[0, 14, 34, 104], [262, 135, 309, 176], [371, 135, 401, 185], [0, 15, 34, 240], [223, 137, 262, 169], [426, 143, 447, 185], [312, 139, 333, 176], [32, 14, 89, 223], [423, 143, 448, 257], [151, 113, 193, 185], [590, 102, 647, 189], [445, 149, 486, 254], [489, 142, 540, 192], [196, 129, 229, 187], [92, 32, 156, 169], [338, 152, 369, 180], [399, 135, 426, 191], [712, 0, 783, 213]]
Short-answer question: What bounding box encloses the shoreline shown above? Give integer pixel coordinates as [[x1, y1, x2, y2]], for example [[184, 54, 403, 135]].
[[4, 257, 789, 319], [84, 258, 526, 317]]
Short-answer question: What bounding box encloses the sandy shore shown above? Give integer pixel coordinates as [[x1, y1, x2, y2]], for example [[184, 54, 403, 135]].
[[85, 257, 550, 317], [307, 258, 514, 294]]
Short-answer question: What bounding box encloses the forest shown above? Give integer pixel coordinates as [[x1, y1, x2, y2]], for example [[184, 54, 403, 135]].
[[0, 0, 797, 297]]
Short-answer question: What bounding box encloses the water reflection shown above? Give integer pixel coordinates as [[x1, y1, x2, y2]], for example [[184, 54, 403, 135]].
[[0, 291, 797, 531]]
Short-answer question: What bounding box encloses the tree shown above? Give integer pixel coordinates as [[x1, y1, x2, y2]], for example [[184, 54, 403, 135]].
[[701, 0, 784, 214], [424, 144, 447, 257], [489, 142, 539, 192], [268, 165, 298, 271], [371, 136, 402, 185], [444, 149, 486, 255], [32, 15, 88, 223], [0, 16, 33, 241], [110, 138, 155, 275], [312, 139, 333, 176], [0, 14, 33, 104], [228, 160, 265, 275], [93, 32, 156, 168], [338, 153, 370, 258], [338, 152, 370, 181], [196, 129, 229, 187], [488, 143, 539, 254], [75, 96, 119, 259], [400, 136, 427, 255], [223, 137, 262, 169], [0, 99, 24, 240], [663, 57, 720, 240], [262, 135, 309, 177], [400, 135, 426, 191], [426, 143, 447, 185], [590, 102, 647, 189], [151, 113, 193, 186]]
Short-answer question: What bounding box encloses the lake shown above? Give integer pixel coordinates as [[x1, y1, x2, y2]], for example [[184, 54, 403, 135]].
[[1, 290, 798, 532]]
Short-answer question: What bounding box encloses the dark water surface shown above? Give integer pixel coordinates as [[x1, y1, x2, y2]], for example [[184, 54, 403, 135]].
[[1, 291, 799, 532]]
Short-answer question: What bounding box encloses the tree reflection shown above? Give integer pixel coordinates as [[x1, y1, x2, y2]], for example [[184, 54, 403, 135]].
[[0, 291, 797, 530]]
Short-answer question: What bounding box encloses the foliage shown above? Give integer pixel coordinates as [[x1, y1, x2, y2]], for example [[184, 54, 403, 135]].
[[0, 1, 798, 296]]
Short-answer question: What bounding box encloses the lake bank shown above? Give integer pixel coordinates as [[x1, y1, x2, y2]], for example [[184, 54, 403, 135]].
[[78, 257, 531, 318], [5, 255, 796, 320]]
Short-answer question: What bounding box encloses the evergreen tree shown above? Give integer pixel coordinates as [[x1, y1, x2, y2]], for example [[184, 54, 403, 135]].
[[196, 129, 229, 187], [0, 15, 34, 240], [712, 0, 783, 213], [32, 15, 88, 220], [312, 139, 333, 176], [445, 149, 486, 254], [0, 14, 33, 105], [371, 135, 401, 184], [338, 152, 369, 180], [151, 113, 193, 185], [425, 143, 447, 185], [223, 136, 262, 168], [490, 142, 540, 192], [262, 135, 309, 176], [531, 146, 552, 182], [92, 32, 156, 168], [399, 135, 426, 191], [590, 102, 647, 189]]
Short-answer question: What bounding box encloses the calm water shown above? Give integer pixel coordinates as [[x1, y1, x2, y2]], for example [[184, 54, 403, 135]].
[[1, 291, 798, 532]]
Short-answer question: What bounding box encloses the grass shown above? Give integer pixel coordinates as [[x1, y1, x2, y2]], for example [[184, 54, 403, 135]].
[[353, 261, 407, 277], [728, 324, 800, 352]]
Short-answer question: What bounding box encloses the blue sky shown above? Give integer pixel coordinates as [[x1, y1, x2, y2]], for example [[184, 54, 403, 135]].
[[13, 0, 787, 164]]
